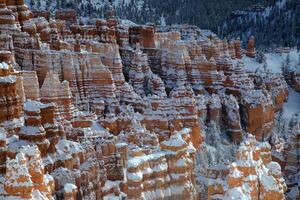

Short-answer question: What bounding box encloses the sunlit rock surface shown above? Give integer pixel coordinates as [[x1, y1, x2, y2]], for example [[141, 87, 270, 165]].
[[0, 1, 293, 199]]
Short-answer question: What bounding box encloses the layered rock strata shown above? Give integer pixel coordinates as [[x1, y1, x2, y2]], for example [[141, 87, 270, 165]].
[[208, 135, 287, 200], [0, 2, 292, 200]]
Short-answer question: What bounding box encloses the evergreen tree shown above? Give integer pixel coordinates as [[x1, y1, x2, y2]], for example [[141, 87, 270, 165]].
[[26, 0, 299, 49]]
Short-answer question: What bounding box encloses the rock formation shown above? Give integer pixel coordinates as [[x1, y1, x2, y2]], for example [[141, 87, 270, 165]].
[[271, 117, 300, 200], [125, 127, 198, 199], [246, 36, 256, 58], [240, 90, 275, 141], [282, 53, 300, 93], [222, 95, 243, 142], [208, 135, 287, 200], [0, 1, 292, 199], [5, 146, 54, 199], [234, 37, 242, 59], [0, 51, 23, 136]]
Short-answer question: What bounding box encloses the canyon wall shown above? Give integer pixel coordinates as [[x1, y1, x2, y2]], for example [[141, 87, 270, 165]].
[[0, 1, 294, 199]]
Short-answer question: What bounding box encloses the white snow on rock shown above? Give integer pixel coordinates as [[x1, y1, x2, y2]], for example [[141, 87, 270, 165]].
[[64, 183, 77, 193], [0, 128, 6, 141], [0, 75, 16, 83], [56, 139, 83, 155], [287, 186, 300, 200], [240, 50, 299, 120], [243, 49, 299, 74], [242, 89, 272, 107], [161, 132, 187, 148], [127, 171, 143, 181], [23, 100, 42, 112], [224, 187, 251, 200], [127, 152, 165, 169], [120, 19, 137, 27], [0, 62, 9, 70], [282, 87, 300, 120], [20, 126, 45, 135], [259, 172, 279, 192]]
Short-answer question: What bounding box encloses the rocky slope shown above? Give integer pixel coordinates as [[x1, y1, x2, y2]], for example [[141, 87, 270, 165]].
[[0, 0, 298, 199]]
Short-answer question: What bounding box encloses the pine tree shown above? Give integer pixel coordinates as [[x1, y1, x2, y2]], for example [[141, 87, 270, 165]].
[[30, 0, 35, 8]]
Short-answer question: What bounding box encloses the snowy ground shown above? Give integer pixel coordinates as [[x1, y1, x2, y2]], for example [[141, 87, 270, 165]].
[[282, 87, 300, 120], [243, 50, 299, 73], [243, 50, 300, 120]]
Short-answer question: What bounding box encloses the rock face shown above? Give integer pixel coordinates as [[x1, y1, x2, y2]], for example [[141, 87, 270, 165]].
[[254, 68, 289, 112], [246, 36, 256, 58], [5, 146, 54, 199], [240, 90, 275, 141], [40, 72, 75, 129], [126, 128, 198, 200], [0, 51, 23, 135], [0, 1, 291, 200], [271, 118, 300, 200], [19, 71, 40, 101], [234, 38, 242, 59], [222, 95, 243, 142], [285, 70, 300, 92], [55, 9, 77, 24], [282, 54, 300, 93], [208, 135, 287, 200]]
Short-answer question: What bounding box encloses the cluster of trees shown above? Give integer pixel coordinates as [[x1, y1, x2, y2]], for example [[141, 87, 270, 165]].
[[219, 0, 300, 49], [27, 0, 273, 30], [27, 0, 299, 49]]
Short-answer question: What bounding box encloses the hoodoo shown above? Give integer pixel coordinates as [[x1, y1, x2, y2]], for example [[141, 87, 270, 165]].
[[0, 0, 297, 199]]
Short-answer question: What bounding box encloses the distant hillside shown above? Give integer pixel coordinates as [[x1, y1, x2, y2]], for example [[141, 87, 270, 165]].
[[26, 0, 274, 31], [25, 0, 299, 49], [218, 0, 300, 49]]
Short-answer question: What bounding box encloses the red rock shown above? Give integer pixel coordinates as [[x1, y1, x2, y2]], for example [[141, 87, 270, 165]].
[[5, 152, 34, 199], [128, 47, 147, 96], [0, 128, 7, 174], [126, 129, 198, 199], [5, 0, 33, 25], [148, 74, 167, 96], [207, 94, 222, 124], [0, 52, 22, 134], [19, 71, 40, 101], [40, 71, 75, 128], [253, 68, 289, 111], [70, 24, 97, 37], [22, 17, 49, 35], [234, 38, 242, 59], [129, 25, 156, 48], [219, 58, 254, 97], [208, 137, 286, 200], [63, 183, 77, 200], [18, 101, 50, 156], [169, 85, 203, 149], [240, 90, 275, 141], [0, 2, 292, 199], [40, 103, 64, 154], [55, 9, 77, 24], [0, 2, 21, 34], [228, 40, 236, 58], [246, 36, 256, 58], [188, 54, 224, 94], [32, 10, 50, 21], [222, 95, 243, 143], [5, 146, 54, 199], [160, 33, 190, 90]]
